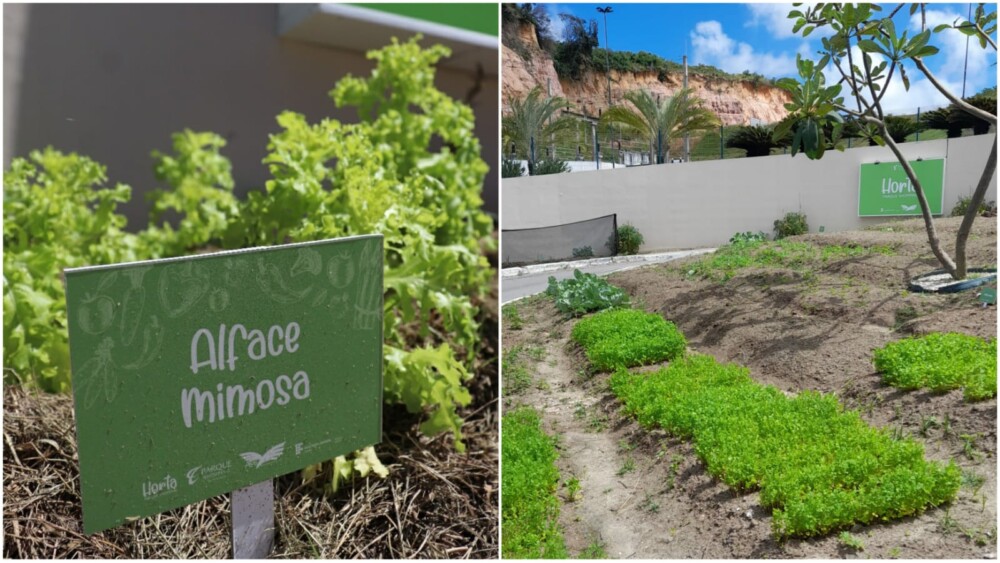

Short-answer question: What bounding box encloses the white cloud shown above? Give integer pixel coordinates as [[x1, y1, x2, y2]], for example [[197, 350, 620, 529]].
[[542, 4, 568, 41], [690, 20, 799, 77], [745, 4, 800, 39], [821, 46, 957, 114]]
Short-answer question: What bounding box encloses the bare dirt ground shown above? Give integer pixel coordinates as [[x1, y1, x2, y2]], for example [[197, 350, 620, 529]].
[[503, 216, 996, 559]]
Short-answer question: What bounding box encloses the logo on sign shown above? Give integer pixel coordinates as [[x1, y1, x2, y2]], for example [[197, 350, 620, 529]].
[[185, 460, 233, 485], [239, 442, 286, 468], [142, 474, 178, 500]]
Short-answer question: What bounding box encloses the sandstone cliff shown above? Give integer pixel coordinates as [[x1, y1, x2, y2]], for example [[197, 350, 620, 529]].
[[503, 22, 791, 126]]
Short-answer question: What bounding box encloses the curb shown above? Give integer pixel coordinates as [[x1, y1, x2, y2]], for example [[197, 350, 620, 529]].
[[501, 248, 716, 278]]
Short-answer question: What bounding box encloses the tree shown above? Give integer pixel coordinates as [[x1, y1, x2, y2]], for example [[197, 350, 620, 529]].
[[777, 3, 997, 280], [501, 3, 556, 52], [920, 107, 963, 138], [884, 115, 924, 143], [600, 88, 720, 164], [552, 14, 599, 79], [725, 124, 790, 157], [948, 88, 997, 135], [502, 86, 577, 175]]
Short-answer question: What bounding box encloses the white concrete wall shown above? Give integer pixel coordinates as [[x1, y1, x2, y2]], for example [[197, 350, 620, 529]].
[[502, 135, 998, 252]]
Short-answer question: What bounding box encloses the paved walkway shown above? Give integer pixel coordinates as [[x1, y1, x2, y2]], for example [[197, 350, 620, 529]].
[[500, 249, 715, 304]]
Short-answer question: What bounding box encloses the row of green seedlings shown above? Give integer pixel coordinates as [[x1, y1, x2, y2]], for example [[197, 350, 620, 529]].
[[501, 406, 569, 559], [874, 332, 997, 401], [683, 236, 896, 282], [570, 307, 963, 539]]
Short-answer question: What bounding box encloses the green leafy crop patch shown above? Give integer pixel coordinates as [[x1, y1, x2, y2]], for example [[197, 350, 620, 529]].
[[610, 354, 960, 539], [571, 309, 687, 372], [545, 269, 629, 316], [874, 333, 997, 401], [682, 239, 895, 282], [501, 407, 569, 559]]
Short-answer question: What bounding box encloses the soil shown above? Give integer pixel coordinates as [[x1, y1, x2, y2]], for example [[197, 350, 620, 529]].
[[503, 216, 997, 559]]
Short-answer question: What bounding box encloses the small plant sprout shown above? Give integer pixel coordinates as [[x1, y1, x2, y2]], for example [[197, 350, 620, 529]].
[[565, 477, 582, 502], [960, 434, 983, 462], [617, 456, 636, 476], [961, 470, 986, 495], [838, 531, 865, 551], [919, 416, 939, 437]]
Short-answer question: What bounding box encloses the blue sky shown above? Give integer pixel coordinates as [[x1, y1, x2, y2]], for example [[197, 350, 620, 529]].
[[543, 3, 997, 114]]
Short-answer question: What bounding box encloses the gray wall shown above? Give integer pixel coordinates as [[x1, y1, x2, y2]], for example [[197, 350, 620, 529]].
[[502, 135, 998, 252], [3, 4, 499, 224]]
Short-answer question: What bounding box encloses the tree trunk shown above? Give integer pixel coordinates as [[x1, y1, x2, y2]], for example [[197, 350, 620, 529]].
[[876, 123, 959, 278], [954, 134, 998, 278]]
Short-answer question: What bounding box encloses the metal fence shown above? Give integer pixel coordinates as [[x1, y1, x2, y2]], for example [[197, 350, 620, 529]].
[[508, 104, 995, 172]]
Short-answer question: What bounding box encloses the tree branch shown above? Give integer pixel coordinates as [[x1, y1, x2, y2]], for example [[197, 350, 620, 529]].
[[857, 114, 958, 276], [913, 58, 998, 125], [954, 134, 998, 277], [974, 21, 998, 50]]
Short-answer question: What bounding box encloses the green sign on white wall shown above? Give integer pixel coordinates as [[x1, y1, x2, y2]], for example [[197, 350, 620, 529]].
[[858, 158, 945, 216], [65, 235, 383, 534]]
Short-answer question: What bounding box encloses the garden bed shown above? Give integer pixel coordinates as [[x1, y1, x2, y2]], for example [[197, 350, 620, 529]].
[[3, 275, 498, 559], [502, 216, 996, 558]]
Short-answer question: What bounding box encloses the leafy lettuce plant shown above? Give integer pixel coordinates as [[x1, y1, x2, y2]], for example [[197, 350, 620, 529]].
[[3, 150, 163, 392], [3, 37, 494, 454], [545, 269, 629, 316], [230, 37, 494, 450]]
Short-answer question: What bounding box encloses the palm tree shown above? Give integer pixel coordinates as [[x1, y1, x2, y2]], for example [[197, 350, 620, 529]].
[[725, 124, 789, 157], [502, 87, 577, 175], [884, 115, 923, 143], [599, 88, 720, 164], [921, 107, 963, 138]]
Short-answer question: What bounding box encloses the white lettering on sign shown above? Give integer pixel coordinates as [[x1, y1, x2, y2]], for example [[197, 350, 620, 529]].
[[881, 177, 915, 195], [142, 474, 178, 499], [181, 371, 310, 428], [190, 322, 301, 373], [182, 322, 310, 428]]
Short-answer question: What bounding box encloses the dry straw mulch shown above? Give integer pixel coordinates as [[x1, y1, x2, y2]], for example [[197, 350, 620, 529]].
[[3, 385, 498, 558]]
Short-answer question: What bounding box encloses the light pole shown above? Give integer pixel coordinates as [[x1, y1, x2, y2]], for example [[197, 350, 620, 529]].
[[597, 6, 613, 107]]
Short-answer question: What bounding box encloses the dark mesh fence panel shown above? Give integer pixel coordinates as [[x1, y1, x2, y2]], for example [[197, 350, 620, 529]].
[[502, 214, 617, 267]]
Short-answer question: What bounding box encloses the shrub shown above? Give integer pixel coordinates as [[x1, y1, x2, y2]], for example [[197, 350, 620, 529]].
[[951, 195, 997, 217], [532, 158, 571, 176], [610, 354, 961, 539], [729, 231, 768, 245], [501, 157, 524, 178], [501, 407, 569, 559], [609, 223, 644, 255], [572, 246, 594, 258], [545, 269, 629, 317], [874, 333, 997, 401], [571, 308, 686, 371], [773, 212, 808, 239], [725, 125, 788, 157]]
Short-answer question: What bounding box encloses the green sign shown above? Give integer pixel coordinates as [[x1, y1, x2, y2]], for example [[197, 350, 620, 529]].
[[353, 3, 498, 36], [980, 287, 997, 305], [65, 236, 383, 534], [858, 159, 945, 216]]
